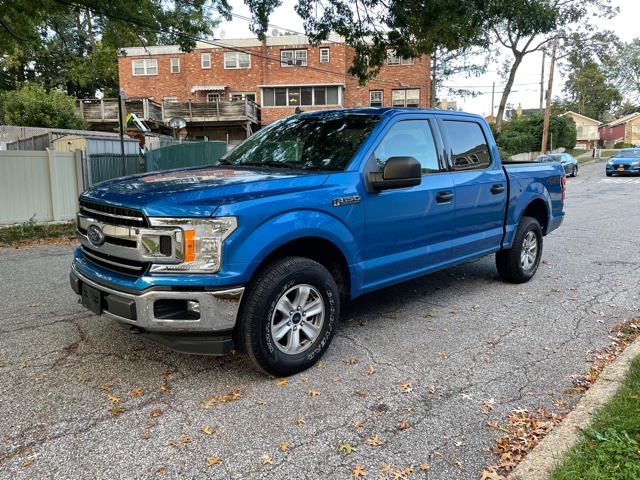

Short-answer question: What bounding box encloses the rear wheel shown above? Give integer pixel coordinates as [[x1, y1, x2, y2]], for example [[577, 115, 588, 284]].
[[234, 257, 339, 376], [572, 165, 578, 177], [496, 216, 543, 283]]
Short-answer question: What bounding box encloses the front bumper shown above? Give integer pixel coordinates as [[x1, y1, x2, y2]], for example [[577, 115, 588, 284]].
[[606, 164, 640, 174], [70, 265, 244, 355]]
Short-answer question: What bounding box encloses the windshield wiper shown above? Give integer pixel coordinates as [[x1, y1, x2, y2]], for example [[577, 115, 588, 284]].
[[243, 161, 301, 170], [216, 158, 236, 165]]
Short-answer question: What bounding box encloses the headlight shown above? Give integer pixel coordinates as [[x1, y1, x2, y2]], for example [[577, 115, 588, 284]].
[[148, 217, 237, 273]]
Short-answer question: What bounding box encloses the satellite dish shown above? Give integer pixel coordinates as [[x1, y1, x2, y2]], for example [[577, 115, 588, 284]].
[[219, 30, 226, 39], [271, 29, 280, 37], [169, 117, 187, 130]]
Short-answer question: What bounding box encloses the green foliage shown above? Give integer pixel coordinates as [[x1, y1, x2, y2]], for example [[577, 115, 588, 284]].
[[495, 114, 576, 156], [0, 218, 76, 245], [0, 0, 223, 96], [550, 355, 640, 480], [614, 142, 634, 149], [561, 60, 622, 122], [613, 39, 640, 103], [0, 83, 87, 129]]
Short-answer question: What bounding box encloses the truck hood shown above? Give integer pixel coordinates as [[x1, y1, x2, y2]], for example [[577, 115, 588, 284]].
[[82, 166, 330, 217]]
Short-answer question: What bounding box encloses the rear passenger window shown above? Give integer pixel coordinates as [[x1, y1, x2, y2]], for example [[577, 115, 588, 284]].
[[373, 120, 441, 174], [441, 120, 492, 171]]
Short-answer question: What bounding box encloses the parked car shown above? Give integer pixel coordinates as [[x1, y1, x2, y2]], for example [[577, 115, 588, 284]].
[[70, 108, 565, 376], [606, 148, 640, 176], [534, 153, 578, 177]]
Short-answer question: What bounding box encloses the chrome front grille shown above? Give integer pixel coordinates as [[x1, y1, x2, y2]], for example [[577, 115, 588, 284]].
[[77, 200, 183, 277], [79, 199, 149, 228]]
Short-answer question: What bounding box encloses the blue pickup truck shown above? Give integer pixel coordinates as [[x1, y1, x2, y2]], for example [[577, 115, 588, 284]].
[[70, 108, 565, 376]]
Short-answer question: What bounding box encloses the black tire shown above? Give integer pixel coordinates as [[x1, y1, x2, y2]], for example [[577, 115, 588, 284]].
[[572, 166, 578, 177], [495, 216, 543, 284], [606, 171, 613, 177], [234, 256, 339, 376]]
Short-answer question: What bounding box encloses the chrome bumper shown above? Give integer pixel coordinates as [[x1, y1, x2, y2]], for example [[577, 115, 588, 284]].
[[70, 264, 244, 333]]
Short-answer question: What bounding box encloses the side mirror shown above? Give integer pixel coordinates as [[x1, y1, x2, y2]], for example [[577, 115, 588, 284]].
[[368, 156, 422, 191]]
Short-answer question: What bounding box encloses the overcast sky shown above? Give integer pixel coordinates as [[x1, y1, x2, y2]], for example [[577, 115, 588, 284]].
[[216, 0, 638, 116]]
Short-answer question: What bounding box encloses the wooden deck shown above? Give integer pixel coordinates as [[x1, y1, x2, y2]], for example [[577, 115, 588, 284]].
[[76, 98, 260, 127]]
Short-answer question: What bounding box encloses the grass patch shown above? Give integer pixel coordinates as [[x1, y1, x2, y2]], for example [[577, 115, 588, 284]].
[[549, 354, 640, 480], [0, 217, 76, 246]]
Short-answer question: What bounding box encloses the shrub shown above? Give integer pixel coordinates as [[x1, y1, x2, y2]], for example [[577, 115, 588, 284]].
[[614, 142, 634, 149]]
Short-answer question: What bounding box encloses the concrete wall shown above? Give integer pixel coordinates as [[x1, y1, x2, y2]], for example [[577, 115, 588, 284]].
[[0, 150, 79, 225]]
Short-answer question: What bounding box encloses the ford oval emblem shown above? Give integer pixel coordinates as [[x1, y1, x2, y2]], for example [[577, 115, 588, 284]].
[[87, 225, 105, 247]]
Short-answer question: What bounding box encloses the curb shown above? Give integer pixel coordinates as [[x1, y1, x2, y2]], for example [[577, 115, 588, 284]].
[[507, 337, 640, 480]]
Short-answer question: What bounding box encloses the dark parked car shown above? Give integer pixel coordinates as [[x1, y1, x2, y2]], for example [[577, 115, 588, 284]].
[[606, 148, 640, 176], [534, 153, 579, 177]]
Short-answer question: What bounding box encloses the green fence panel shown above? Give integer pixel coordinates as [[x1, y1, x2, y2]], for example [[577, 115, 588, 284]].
[[87, 154, 144, 186], [145, 142, 228, 172]]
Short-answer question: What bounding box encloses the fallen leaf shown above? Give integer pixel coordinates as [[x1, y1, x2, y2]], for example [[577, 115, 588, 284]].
[[352, 465, 367, 479], [256, 400, 266, 405], [367, 365, 377, 375], [19, 363, 29, 369], [201, 426, 214, 435], [366, 433, 384, 446], [261, 454, 273, 465], [169, 442, 180, 449], [180, 436, 191, 444], [315, 361, 326, 368], [149, 408, 163, 418], [152, 466, 166, 474], [294, 416, 305, 425], [132, 388, 143, 397], [141, 432, 151, 439], [108, 395, 121, 403], [277, 379, 289, 386], [99, 384, 111, 391], [280, 442, 289, 452], [301, 377, 308, 382], [202, 389, 243, 408], [398, 421, 411, 430], [353, 420, 365, 428], [206, 457, 221, 466], [452, 460, 463, 469], [339, 443, 357, 454], [420, 464, 430, 470], [21, 460, 32, 467], [331, 377, 340, 382], [160, 384, 169, 392], [109, 406, 125, 415], [307, 389, 320, 397], [343, 358, 358, 365], [356, 390, 367, 396], [399, 382, 412, 393], [160, 369, 176, 376], [439, 352, 446, 360]]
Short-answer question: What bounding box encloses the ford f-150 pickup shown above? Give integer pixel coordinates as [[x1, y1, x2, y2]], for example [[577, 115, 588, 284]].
[[70, 108, 565, 376]]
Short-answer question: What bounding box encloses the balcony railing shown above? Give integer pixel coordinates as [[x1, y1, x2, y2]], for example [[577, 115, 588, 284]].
[[76, 98, 260, 126]]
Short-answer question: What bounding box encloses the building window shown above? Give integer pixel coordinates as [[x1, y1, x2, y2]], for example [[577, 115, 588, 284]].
[[230, 92, 256, 102], [392, 89, 420, 107], [201, 53, 211, 69], [370, 91, 383, 107], [132, 59, 157, 76], [387, 49, 413, 66], [262, 86, 341, 107], [281, 49, 308, 67], [170, 58, 180, 73], [320, 48, 330, 63], [207, 92, 220, 102], [224, 52, 251, 69]]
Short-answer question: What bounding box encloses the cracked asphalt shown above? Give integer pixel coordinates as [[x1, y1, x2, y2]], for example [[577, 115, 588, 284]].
[[1, 159, 639, 479]]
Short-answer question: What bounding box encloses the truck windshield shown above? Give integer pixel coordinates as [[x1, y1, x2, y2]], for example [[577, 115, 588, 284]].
[[220, 113, 381, 171]]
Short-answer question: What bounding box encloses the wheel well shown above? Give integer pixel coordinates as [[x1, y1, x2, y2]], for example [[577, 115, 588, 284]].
[[256, 237, 351, 302], [522, 199, 549, 234]]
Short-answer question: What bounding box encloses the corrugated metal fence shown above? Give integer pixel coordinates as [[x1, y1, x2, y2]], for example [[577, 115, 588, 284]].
[[145, 141, 228, 172]]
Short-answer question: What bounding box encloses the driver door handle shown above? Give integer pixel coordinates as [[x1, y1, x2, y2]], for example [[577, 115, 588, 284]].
[[436, 191, 454, 203]]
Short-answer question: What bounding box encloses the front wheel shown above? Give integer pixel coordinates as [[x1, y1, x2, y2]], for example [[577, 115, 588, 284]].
[[495, 216, 543, 283], [606, 171, 613, 177], [234, 257, 339, 376]]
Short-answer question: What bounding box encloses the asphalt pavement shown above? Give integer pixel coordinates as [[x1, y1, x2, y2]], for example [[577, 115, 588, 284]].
[[1, 158, 639, 479]]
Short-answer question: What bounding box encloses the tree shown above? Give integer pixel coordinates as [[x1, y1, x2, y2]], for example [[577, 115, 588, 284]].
[[1, 83, 88, 129], [491, 0, 618, 132], [561, 61, 621, 121], [614, 39, 640, 104], [0, 0, 225, 96], [495, 113, 576, 156]]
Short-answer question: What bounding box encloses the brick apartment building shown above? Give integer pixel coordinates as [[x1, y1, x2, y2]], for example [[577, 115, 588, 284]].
[[103, 34, 430, 144]]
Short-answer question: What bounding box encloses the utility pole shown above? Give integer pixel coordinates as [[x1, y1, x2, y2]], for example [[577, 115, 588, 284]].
[[491, 82, 495, 122], [539, 51, 545, 114], [541, 36, 557, 154]]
